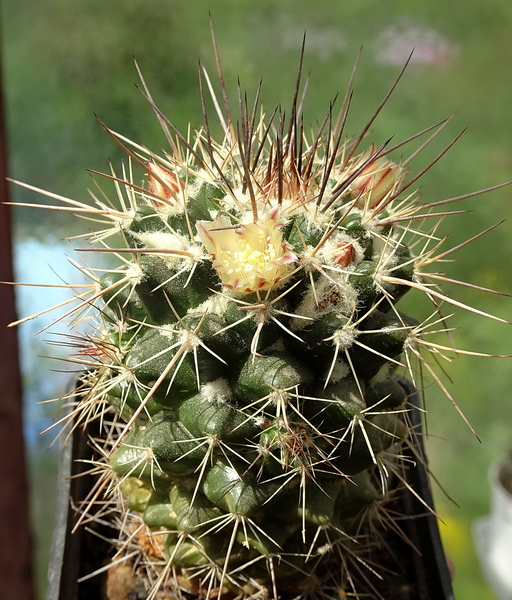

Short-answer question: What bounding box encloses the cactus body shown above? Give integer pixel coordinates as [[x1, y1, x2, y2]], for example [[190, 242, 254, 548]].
[[15, 49, 508, 600], [100, 167, 414, 593]]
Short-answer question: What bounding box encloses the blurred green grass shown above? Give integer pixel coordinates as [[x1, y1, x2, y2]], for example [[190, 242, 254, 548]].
[[3, 1, 512, 598]]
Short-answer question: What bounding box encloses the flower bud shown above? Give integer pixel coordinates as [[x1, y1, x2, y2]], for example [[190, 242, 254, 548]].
[[349, 153, 402, 209], [333, 242, 357, 268], [146, 160, 181, 207]]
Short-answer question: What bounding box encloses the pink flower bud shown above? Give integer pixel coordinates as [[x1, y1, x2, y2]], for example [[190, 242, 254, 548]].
[[349, 153, 402, 209], [146, 160, 181, 207], [333, 242, 357, 267]]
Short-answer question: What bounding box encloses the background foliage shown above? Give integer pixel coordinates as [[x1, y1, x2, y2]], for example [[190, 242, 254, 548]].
[[3, 0, 512, 597]]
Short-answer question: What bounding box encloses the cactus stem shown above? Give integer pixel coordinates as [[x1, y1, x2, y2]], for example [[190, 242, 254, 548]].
[[8, 34, 511, 599]]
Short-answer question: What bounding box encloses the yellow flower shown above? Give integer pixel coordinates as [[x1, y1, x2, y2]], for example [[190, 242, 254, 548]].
[[198, 209, 297, 293]]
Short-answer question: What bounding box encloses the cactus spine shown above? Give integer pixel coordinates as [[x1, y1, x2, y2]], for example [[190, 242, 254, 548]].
[[14, 47, 509, 599]]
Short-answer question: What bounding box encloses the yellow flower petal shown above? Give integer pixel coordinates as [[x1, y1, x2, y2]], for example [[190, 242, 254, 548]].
[[198, 209, 297, 293]]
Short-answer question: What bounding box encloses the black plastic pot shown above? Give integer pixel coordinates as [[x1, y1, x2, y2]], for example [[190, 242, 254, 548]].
[[45, 415, 112, 600], [45, 381, 455, 600], [386, 379, 455, 600]]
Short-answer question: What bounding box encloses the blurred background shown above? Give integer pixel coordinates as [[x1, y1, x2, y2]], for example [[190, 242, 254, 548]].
[[2, 0, 512, 597]]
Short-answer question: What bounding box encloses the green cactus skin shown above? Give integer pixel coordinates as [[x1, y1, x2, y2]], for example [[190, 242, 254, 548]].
[[14, 46, 509, 600], [90, 152, 420, 597]]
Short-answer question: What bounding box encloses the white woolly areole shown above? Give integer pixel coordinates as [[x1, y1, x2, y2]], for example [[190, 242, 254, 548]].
[[104, 318, 128, 337], [305, 205, 338, 229], [332, 327, 357, 351], [96, 262, 143, 303], [125, 261, 144, 282], [200, 378, 233, 404], [188, 168, 227, 197], [291, 277, 358, 331], [119, 209, 137, 230], [115, 365, 137, 387], [363, 214, 387, 236], [371, 236, 400, 267], [228, 184, 320, 217], [146, 194, 187, 217], [228, 188, 257, 215], [179, 329, 202, 350], [157, 325, 202, 351], [403, 333, 417, 353], [269, 388, 293, 405], [188, 293, 231, 317]]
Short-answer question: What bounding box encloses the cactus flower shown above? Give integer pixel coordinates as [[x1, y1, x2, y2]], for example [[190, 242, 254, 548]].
[[197, 209, 297, 293]]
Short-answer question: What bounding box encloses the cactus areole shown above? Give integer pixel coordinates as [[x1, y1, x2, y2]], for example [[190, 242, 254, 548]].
[[14, 42, 509, 600]]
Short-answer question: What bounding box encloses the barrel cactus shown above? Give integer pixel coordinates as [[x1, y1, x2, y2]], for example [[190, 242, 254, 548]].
[[14, 47, 508, 599]]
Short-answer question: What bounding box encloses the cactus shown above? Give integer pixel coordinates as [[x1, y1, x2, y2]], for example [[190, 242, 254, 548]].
[[12, 45, 509, 599]]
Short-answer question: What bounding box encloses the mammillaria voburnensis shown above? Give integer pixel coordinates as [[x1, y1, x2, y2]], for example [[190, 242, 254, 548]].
[[11, 42, 509, 599]]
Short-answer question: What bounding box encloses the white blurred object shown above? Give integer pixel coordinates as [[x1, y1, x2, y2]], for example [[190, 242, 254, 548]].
[[375, 18, 457, 67], [474, 458, 512, 600]]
